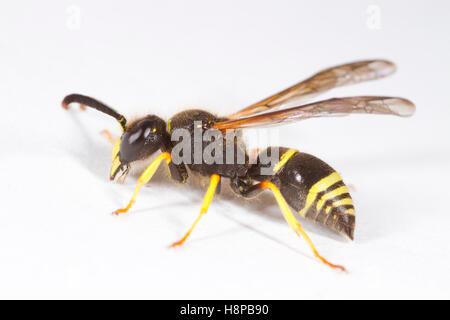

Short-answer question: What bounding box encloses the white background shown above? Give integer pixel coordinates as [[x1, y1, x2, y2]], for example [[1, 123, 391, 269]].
[[1, 0, 449, 299]]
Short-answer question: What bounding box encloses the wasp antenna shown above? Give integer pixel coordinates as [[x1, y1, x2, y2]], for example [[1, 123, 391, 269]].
[[62, 94, 127, 131]]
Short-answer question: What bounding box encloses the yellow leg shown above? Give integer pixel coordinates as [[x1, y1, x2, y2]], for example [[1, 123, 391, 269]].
[[170, 174, 221, 247], [260, 181, 346, 271], [113, 152, 172, 215], [101, 129, 115, 144]]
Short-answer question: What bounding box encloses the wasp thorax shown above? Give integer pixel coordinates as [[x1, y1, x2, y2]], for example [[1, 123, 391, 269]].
[[119, 115, 167, 163]]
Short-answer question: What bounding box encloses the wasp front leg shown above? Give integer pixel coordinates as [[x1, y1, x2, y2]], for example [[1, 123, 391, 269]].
[[113, 152, 172, 215], [101, 129, 116, 144]]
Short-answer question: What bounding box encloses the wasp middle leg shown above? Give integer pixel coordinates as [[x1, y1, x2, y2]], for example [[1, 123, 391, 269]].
[[170, 174, 221, 247]]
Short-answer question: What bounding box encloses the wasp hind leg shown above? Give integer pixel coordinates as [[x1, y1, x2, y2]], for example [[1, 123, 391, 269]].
[[229, 176, 267, 198], [257, 180, 346, 271], [170, 174, 221, 247]]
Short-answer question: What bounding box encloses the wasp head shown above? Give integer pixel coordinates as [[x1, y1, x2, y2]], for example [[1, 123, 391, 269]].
[[110, 115, 168, 180]]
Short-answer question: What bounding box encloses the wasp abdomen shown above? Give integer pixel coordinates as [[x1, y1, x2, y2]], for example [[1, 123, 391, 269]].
[[274, 149, 355, 240]]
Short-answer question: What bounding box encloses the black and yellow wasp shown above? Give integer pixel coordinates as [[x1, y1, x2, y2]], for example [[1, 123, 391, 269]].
[[62, 60, 415, 271]]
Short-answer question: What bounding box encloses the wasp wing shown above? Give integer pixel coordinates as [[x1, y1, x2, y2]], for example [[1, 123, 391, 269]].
[[227, 60, 397, 120], [214, 96, 415, 130]]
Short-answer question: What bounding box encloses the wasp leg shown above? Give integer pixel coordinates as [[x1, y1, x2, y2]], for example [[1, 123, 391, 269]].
[[113, 152, 172, 215], [170, 174, 221, 247], [259, 181, 346, 271], [100, 129, 116, 144], [230, 176, 267, 198], [166, 162, 188, 184]]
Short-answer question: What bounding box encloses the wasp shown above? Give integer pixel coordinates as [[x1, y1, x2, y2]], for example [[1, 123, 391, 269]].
[[62, 60, 415, 271]]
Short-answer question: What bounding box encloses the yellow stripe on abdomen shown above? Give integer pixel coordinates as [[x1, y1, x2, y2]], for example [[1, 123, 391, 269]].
[[316, 185, 350, 212], [273, 149, 298, 173], [298, 171, 343, 217], [325, 198, 354, 214]]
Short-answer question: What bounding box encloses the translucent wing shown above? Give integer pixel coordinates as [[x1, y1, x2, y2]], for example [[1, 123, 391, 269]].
[[213, 96, 415, 130], [227, 60, 396, 120]]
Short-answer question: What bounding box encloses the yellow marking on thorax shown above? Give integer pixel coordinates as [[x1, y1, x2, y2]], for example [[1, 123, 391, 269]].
[[167, 119, 172, 133], [298, 171, 342, 217], [325, 198, 354, 214], [273, 149, 298, 173], [316, 185, 350, 212]]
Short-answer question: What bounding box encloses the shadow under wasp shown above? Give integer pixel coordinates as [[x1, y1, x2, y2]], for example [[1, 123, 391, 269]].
[[62, 60, 415, 271]]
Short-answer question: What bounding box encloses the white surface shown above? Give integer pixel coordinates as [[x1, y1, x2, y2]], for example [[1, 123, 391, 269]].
[[1, 0, 449, 299]]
